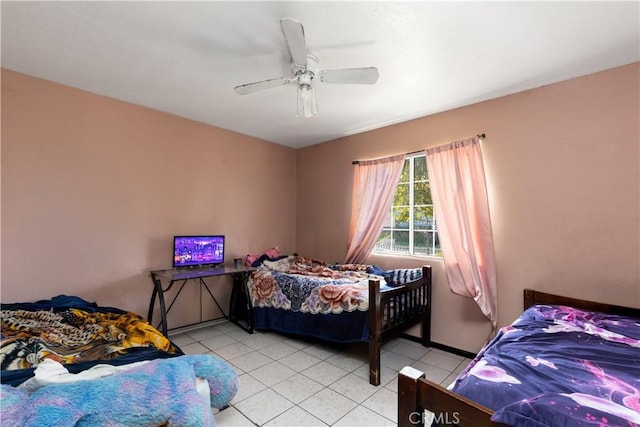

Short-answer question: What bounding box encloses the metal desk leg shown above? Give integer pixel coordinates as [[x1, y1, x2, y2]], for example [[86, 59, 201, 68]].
[[200, 278, 227, 318], [147, 286, 157, 325], [149, 273, 169, 337], [229, 271, 254, 333]]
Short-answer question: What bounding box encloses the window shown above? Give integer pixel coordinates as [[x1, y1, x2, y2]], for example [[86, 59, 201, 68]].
[[373, 154, 441, 257]]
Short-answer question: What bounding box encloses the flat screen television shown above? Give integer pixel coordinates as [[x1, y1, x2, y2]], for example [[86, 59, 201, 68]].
[[173, 235, 225, 268]]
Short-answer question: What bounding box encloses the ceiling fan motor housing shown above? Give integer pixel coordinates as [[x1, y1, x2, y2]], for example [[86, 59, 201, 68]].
[[293, 53, 319, 83]]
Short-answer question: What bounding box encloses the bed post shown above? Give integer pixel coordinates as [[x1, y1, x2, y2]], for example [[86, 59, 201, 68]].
[[398, 366, 425, 427], [369, 277, 383, 386], [421, 265, 432, 347], [523, 288, 536, 310]]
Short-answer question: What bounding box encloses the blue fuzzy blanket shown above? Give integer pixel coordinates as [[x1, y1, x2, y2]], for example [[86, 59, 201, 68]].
[[0, 354, 238, 427]]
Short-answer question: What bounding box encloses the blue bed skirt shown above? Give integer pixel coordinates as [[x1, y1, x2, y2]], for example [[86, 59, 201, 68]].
[[252, 307, 370, 343]]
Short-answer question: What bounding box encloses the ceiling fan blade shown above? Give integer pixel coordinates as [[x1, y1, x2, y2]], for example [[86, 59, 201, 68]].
[[280, 18, 308, 67], [234, 77, 292, 95], [319, 67, 380, 84]]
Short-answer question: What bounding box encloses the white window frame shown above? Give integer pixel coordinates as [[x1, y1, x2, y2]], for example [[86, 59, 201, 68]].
[[372, 153, 441, 258]]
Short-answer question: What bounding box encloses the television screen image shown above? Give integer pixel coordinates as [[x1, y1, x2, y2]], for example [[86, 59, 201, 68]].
[[173, 235, 225, 268]]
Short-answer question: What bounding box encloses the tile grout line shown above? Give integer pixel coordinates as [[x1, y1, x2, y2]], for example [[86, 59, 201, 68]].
[[175, 323, 466, 426]]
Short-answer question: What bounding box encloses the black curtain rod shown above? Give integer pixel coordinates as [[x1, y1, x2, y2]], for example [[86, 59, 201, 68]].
[[352, 133, 487, 165]]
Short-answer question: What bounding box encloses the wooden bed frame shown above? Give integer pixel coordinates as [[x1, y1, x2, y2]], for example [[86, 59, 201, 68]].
[[368, 265, 432, 385], [247, 265, 432, 386], [397, 289, 640, 426]]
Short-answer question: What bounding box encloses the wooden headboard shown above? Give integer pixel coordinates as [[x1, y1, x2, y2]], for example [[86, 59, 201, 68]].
[[523, 289, 640, 318]]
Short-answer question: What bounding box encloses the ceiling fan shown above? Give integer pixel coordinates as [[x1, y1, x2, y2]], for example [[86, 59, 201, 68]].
[[234, 18, 379, 118]]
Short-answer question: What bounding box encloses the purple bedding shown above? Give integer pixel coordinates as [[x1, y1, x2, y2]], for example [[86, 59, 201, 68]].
[[451, 304, 640, 426]]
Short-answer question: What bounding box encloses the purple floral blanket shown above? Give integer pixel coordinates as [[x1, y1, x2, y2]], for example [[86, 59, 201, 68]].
[[451, 304, 640, 426]]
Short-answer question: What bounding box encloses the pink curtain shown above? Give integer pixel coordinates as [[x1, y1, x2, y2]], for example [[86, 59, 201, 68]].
[[345, 154, 406, 264], [426, 137, 498, 330]]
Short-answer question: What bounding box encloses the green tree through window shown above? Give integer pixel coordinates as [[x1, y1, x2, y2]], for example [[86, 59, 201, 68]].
[[373, 155, 442, 257]]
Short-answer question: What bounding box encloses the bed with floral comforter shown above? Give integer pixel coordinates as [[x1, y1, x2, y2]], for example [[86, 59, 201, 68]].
[[247, 255, 424, 343], [245, 254, 432, 385]]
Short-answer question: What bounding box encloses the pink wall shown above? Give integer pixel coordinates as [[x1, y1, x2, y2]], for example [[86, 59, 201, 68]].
[[296, 63, 640, 352], [2, 64, 639, 353], [1, 69, 297, 328]]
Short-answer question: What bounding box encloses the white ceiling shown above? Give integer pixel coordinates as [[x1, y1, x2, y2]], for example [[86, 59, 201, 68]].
[[2, 1, 639, 148]]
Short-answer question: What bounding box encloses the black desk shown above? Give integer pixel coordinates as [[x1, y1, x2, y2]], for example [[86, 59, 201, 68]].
[[148, 266, 255, 336]]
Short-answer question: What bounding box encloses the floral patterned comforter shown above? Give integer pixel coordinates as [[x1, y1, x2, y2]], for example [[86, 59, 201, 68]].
[[247, 256, 387, 315], [452, 304, 640, 426]]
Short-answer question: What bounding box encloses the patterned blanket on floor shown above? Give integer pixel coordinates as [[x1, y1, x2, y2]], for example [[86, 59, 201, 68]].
[[1, 295, 182, 385]]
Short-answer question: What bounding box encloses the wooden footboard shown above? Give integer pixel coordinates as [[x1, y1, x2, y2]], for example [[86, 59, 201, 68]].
[[368, 265, 432, 386], [397, 288, 640, 425], [398, 366, 502, 427]]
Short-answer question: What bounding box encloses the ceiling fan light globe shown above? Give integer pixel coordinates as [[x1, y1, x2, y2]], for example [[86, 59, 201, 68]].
[[299, 84, 316, 118]]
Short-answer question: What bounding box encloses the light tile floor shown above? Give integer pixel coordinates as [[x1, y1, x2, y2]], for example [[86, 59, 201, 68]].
[[170, 321, 472, 426]]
